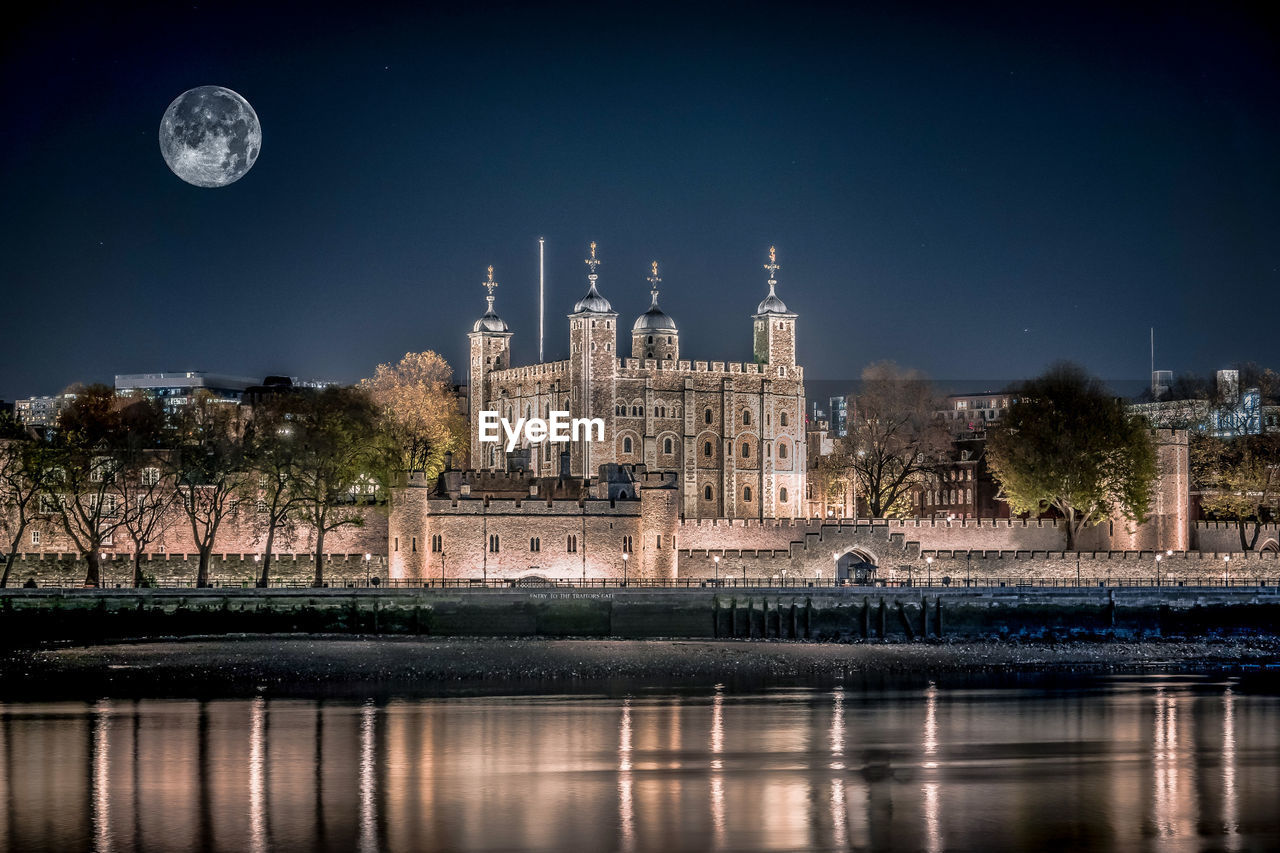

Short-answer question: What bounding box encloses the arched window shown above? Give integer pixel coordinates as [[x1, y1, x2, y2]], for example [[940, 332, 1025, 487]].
[[623, 436, 632, 453], [741, 442, 749, 458], [663, 438, 673, 454], [780, 411, 789, 427], [744, 486, 752, 502], [489, 534, 500, 553], [667, 336, 673, 344], [567, 534, 577, 553], [704, 485, 713, 501], [704, 408, 713, 424], [779, 487, 788, 503], [530, 537, 541, 552], [647, 335, 653, 344], [703, 441, 713, 457], [778, 442, 788, 459], [742, 409, 751, 425]]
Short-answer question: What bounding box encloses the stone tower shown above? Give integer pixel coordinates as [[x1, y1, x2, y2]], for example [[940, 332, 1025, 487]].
[[567, 242, 619, 478], [468, 265, 512, 470], [752, 246, 797, 366], [631, 261, 679, 362]]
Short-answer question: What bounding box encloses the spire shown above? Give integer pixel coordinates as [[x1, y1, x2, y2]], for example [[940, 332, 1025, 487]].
[[472, 264, 509, 333], [647, 260, 662, 309], [755, 245, 793, 316], [633, 258, 677, 331], [483, 264, 499, 311], [572, 240, 614, 314]]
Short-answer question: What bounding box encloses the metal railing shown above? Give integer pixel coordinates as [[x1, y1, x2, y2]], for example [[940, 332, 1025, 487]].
[[19, 576, 1278, 591]]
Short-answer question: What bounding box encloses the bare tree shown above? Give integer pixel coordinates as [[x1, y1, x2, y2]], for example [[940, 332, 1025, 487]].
[[244, 399, 303, 587], [114, 453, 176, 587], [166, 394, 248, 587], [289, 387, 393, 587], [838, 362, 952, 518], [0, 417, 56, 588]]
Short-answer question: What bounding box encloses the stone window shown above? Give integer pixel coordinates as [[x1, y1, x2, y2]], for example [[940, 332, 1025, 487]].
[[741, 442, 750, 458], [622, 536, 633, 553], [30, 529, 39, 546], [142, 467, 161, 486], [667, 336, 673, 344], [663, 438, 673, 454], [623, 437, 633, 453], [743, 486, 752, 502], [412, 537, 417, 553], [567, 534, 578, 553], [780, 412, 789, 427], [703, 441, 712, 457], [704, 485, 713, 501], [431, 534, 442, 553], [778, 442, 788, 459], [656, 535, 662, 549], [704, 408, 713, 424], [530, 537, 541, 552], [647, 335, 654, 344], [488, 534, 500, 553], [742, 409, 751, 425], [779, 487, 788, 503]]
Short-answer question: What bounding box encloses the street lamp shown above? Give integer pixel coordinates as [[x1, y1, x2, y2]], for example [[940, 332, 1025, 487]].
[[365, 552, 372, 586], [1155, 553, 1161, 587], [1224, 554, 1230, 586], [926, 555, 933, 587], [815, 568, 821, 586], [782, 569, 788, 587], [622, 552, 629, 585], [714, 554, 720, 584]]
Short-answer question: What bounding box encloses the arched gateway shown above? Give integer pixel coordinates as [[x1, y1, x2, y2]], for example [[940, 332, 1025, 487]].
[[834, 548, 878, 585]]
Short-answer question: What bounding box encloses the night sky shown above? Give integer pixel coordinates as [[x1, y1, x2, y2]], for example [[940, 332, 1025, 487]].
[[2, 1, 1277, 401]]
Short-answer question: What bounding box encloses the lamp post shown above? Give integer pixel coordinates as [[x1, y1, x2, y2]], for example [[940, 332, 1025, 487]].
[[815, 568, 821, 587], [925, 555, 933, 587], [1223, 554, 1230, 586], [364, 552, 371, 586], [782, 569, 788, 587], [1155, 553, 1161, 587], [622, 552, 629, 586], [714, 554, 720, 585]]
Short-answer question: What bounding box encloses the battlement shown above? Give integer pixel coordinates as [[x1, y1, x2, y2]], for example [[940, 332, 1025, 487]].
[[488, 360, 571, 382], [426, 497, 642, 515], [617, 358, 802, 380]]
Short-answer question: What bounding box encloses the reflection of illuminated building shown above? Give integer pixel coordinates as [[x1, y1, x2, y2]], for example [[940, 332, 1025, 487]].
[[1, 686, 1267, 851]]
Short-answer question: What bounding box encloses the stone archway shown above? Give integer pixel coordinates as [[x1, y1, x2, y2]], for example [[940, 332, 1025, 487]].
[[1260, 539, 1279, 553], [835, 548, 878, 585]]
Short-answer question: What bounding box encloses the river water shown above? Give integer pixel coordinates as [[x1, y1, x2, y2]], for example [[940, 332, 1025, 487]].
[[1, 673, 1278, 852]]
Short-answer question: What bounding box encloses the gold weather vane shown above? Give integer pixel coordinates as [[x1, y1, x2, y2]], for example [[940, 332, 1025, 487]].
[[482, 265, 499, 303], [647, 260, 661, 290], [585, 241, 601, 276], [764, 246, 780, 281]]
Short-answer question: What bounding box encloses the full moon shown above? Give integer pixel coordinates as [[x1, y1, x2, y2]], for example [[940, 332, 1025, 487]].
[[158, 86, 261, 188]]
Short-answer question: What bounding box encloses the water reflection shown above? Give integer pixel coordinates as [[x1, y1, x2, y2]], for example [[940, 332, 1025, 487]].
[[0, 675, 1277, 852]]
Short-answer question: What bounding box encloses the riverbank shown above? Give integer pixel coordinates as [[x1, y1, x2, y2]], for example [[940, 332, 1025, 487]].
[[3, 635, 1279, 698]]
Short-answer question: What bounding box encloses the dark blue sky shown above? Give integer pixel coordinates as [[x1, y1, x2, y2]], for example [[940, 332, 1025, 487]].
[[2, 1, 1276, 399]]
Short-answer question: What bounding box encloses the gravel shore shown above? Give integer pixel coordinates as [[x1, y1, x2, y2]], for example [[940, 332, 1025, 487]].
[[3, 635, 1279, 698]]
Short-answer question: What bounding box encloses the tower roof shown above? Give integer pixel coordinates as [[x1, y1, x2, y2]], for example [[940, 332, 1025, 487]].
[[572, 241, 616, 314], [754, 246, 796, 317], [471, 265, 510, 333], [633, 260, 677, 331]]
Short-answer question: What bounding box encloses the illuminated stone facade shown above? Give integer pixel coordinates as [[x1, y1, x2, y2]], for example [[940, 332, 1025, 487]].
[[466, 245, 806, 521]]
